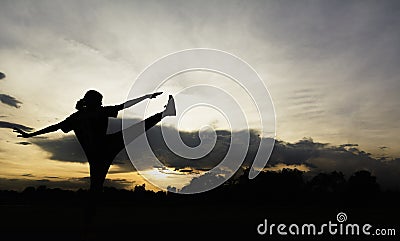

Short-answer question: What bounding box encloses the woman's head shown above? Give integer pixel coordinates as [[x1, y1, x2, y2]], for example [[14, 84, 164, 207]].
[[75, 90, 103, 110]]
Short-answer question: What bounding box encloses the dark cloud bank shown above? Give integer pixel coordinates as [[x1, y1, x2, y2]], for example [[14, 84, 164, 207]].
[[6, 118, 395, 191], [0, 72, 23, 108], [0, 176, 133, 192], [0, 94, 23, 108], [0, 121, 32, 131]]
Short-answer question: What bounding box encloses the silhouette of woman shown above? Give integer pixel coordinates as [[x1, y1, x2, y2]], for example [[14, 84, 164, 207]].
[[14, 89, 176, 193]]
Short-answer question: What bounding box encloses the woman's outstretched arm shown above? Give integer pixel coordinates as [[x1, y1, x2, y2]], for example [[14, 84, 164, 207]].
[[14, 123, 61, 138], [118, 92, 163, 110]]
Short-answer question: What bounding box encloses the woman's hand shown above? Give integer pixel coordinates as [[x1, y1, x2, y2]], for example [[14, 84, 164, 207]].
[[149, 92, 163, 99], [13, 128, 32, 138]]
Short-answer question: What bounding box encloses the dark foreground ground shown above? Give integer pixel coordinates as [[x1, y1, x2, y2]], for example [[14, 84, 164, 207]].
[[0, 198, 398, 241], [1, 169, 399, 241]]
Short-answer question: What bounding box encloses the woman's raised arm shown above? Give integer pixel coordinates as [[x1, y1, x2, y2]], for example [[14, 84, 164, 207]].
[[14, 123, 61, 138], [118, 92, 163, 110]]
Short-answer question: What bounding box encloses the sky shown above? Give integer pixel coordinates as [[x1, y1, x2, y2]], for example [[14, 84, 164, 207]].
[[1, 0, 400, 191]]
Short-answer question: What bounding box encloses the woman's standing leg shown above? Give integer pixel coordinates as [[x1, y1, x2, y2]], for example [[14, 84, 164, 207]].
[[89, 162, 109, 193]]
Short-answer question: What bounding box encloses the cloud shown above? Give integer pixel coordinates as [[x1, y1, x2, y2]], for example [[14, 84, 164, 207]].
[[0, 121, 33, 131], [0, 71, 23, 108], [0, 176, 133, 191], [33, 135, 88, 163], [16, 141, 31, 146], [32, 133, 135, 175], [21, 173, 34, 177], [29, 118, 400, 190], [149, 129, 400, 191], [32, 118, 252, 172], [0, 94, 22, 108], [179, 170, 227, 193]]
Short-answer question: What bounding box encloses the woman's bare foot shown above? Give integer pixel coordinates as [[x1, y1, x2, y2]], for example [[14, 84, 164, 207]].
[[162, 95, 176, 117]]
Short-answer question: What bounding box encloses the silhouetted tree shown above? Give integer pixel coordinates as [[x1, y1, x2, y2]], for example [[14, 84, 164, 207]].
[[346, 170, 380, 204], [308, 171, 346, 194]]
